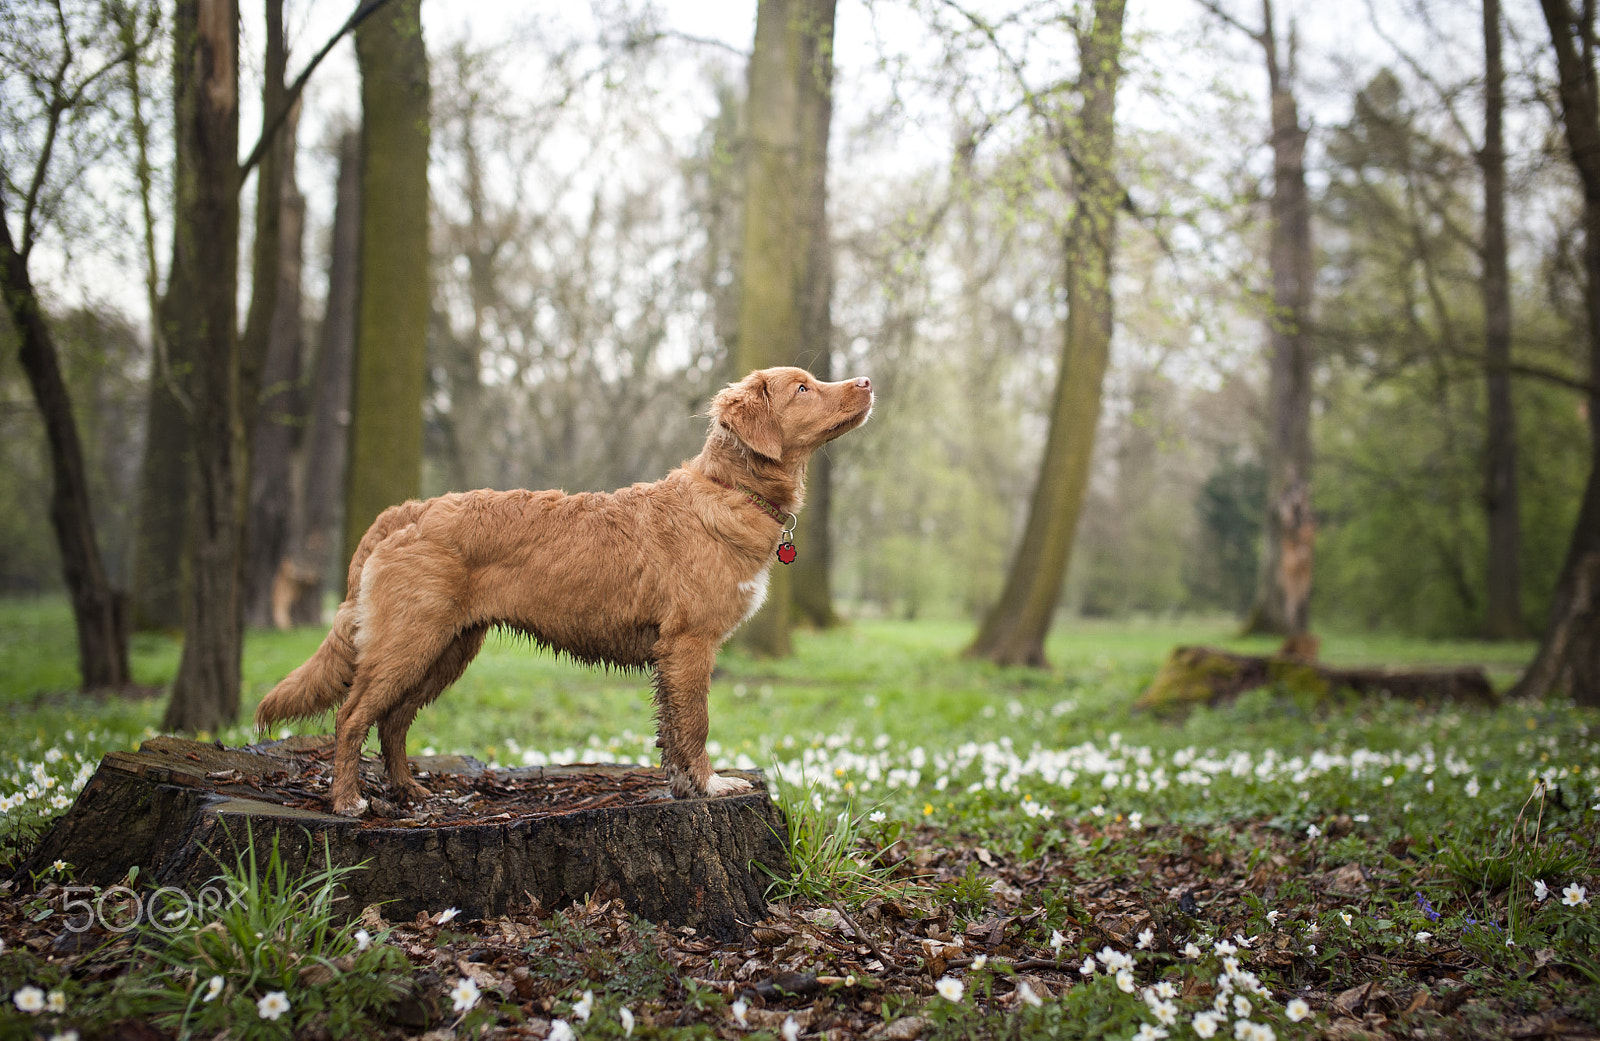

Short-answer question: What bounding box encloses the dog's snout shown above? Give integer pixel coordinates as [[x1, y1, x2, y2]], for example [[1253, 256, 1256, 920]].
[[854, 376, 872, 391]]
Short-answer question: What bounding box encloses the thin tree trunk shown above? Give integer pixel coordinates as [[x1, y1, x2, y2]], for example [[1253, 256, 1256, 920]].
[[344, 0, 430, 567], [0, 200, 132, 690], [276, 131, 360, 629], [163, 0, 242, 733], [1242, 0, 1315, 639], [244, 104, 305, 628], [1516, 0, 1600, 705], [736, 0, 838, 655], [1481, 0, 1523, 639], [129, 3, 189, 634], [967, 0, 1127, 667]]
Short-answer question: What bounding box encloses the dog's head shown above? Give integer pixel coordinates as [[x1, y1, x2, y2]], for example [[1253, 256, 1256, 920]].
[[710, 367, 873, 463]]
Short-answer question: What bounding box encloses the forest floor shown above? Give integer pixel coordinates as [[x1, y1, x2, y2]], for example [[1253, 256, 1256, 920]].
[[0, 597, 1595, 1040]]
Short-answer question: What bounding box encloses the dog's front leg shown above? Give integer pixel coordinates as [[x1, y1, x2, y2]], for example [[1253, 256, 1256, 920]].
[[652, 635, 753, 798]]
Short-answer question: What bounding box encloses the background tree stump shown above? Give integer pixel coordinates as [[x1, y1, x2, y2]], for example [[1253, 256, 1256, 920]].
[[1136, 645, 1498, 712], [22, 736, 789, 940]]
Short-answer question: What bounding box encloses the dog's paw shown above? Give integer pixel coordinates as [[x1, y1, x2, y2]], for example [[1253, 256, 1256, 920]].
[[703, 773, 754, 797], [332, 795, 369, 818]]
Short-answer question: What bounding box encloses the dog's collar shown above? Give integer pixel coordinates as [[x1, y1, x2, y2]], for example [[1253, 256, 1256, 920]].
[[705, 475, 788, 525]]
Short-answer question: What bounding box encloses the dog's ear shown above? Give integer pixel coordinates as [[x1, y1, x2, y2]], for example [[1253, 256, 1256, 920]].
[[711, 372, 784, 461]]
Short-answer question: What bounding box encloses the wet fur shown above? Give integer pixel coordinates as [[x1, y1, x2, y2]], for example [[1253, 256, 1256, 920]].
[[256, 367, 873, 816]]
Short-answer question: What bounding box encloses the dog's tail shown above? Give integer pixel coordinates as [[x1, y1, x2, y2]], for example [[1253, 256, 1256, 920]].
[[255, 500, 426, 727]]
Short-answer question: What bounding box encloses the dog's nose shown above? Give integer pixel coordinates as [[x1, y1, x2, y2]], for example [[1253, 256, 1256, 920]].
[[854, 376, 872, 391]]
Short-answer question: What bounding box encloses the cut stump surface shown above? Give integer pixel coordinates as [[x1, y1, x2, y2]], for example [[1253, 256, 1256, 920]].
[[23, 736, 789, 939]]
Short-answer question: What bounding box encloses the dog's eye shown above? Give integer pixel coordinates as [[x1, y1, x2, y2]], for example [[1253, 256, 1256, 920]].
[[797, 384, 810, 393]]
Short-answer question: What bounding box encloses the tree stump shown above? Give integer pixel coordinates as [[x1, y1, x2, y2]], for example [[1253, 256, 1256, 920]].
[[22, 736, 789, 940], [1135, 645, 1498, 712]]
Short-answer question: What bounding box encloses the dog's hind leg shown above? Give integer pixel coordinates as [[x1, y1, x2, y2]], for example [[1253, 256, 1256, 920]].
[[377, 624, 488, 805], [329, 611, 459, 816], [652, 634, 753, 799]]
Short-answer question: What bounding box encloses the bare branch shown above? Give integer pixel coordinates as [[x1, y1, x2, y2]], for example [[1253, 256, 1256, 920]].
[[1193, 0, 1268, 50], [624, 28, 749, 59], [239, 0, 396, 180]]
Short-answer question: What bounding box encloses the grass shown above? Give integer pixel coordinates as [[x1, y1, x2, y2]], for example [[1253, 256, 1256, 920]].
[[0, 595, 1596, 1039]]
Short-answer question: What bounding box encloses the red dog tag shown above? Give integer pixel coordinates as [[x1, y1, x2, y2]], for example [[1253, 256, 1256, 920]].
[[776, 542, 797, 565]]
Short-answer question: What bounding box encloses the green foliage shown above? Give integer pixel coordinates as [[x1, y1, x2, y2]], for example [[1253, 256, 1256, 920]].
[[763, 780, 905, 907], [935, 862, 994, 920], [118, 829, 414, 1038], [1188, 451, 1265, 616], [523, 912, 676, 1005]]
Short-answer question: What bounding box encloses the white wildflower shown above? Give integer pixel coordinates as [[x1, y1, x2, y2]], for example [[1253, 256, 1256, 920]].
[[45, 990, 66, 1013], [436, 907, 460, 925], [573, 990, 594, 1022], [1116, 968, 1136, 993], [1018, 981, 1043, 1007], [1183, 941, 1202, 959], [731, 998, 749, 1026], [549, 1021, 576, 1041], [1534, 879, 1551, 901], [782, 1016, 801, 1041], [256, 991, 290, 1021], [1286, 997, 1311, 1022], [450, 977, 480, 1012], [13, 986, 45, 1013], [936, 977, 965, 1002], [1193, 1010, 1221, 1038], [1563, 883, 1588, 907], [620, 1007, 635, 1037], [203, 976, 224, 1003], [354, 928, 371, 951]]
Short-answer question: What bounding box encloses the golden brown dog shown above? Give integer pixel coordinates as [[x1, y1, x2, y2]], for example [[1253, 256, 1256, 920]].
[[256, 367, 873, 816]]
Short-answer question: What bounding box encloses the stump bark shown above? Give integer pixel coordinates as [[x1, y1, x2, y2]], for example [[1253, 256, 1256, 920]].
[[22, 737, 789, 940], [1136, 645, 1498, 712]]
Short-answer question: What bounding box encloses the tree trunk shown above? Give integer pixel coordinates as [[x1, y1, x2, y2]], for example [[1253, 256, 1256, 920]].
[[163, 0, 242, 733], [1481, 0, 1523, 640], [1137, 645, 1496, 711], [345, 0, 430, 567], [0, 201, 132, 690], [1515, 0, 1600, 705], [240, 0, 297, 629], [277, 132, 360, 628], [131, 351, 191, 632], [1244, 0, 1316, 639], [734, 0, 838, 656], [244, 104, 305, 628], [27, 736, 788, 941], [967, 0, 1127, 667]]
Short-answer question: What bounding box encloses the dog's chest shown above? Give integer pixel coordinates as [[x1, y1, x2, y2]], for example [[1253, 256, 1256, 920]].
[[729, 564, 773, 636]]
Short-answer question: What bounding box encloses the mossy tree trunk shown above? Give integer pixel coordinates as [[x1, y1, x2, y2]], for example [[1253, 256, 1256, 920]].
[[736, 0, 838, 655], [967, 0, 1127, 667], [164, 0, 242, 732], [344, 0, 430, 569], [1515, 0, 1600, 705]]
